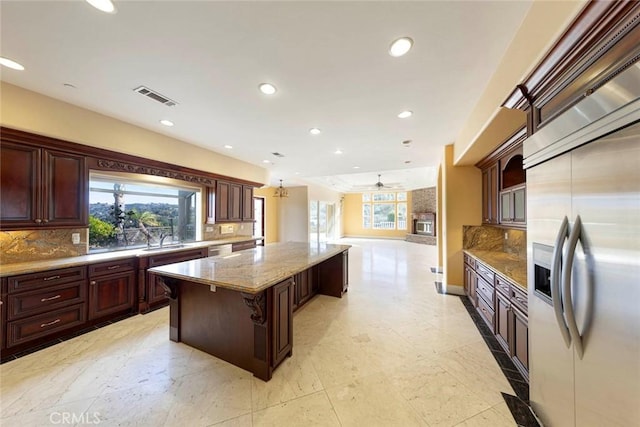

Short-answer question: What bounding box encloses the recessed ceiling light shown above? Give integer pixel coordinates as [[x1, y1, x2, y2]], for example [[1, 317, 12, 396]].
[[262, 160, 271, 164], [398, 110, 413, 119], [389, 37, 413, 57], [309, 128, 321, 135], [86, 0, 117, 14], [259, 83, 277, 95], [334, 149, 343, 155], [0, 57, 25, 70], [353, 166, 360, 169], [159, 119, 174, 127], [224, 145, 233, 149]]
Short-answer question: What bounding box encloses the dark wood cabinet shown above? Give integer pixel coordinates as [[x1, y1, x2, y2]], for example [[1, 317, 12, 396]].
[[215, 181, 253, 223], [512, 304, 529, 380], [495, 289, 511, 352], [316, 251, 348, 298], [88, 259, 136, 320], [140, 247, 208, 312], [500, 185, 526, 224], [5, 266, 87, 349], [271, 277, 293, 368], [231, 240, 257, 252], [0, 142, 87, 229], [481, 164, 498, 225], [242, 186, 255, 221]]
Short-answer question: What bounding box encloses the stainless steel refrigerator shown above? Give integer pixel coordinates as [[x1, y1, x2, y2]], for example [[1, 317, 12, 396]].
[[525, 62, 640, 426]]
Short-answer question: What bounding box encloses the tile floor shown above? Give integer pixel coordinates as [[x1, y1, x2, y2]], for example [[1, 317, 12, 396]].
[[0, 239, 518, 426]]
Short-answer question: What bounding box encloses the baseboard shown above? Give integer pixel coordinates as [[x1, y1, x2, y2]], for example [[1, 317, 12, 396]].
[[442, 284, 465, 296]]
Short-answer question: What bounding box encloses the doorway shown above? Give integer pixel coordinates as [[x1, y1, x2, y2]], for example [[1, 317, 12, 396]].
[[253, 196, 265, 245]]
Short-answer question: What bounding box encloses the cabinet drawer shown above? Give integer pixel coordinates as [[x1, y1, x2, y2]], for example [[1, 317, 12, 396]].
[[7, 303, 86, 348], [495, 275, 511, 297], [477, 296, 495, 330], [7, 281, 86, 321], [8, 266, 86, 294], [146, 248, 207, 268], [88, 258, 136, 277], [463, 253, 476, 269], [232, 241, 256, 252], [475, 262, 495, 284], [476, 277, 494, 309], [511, 284, 528, 313]]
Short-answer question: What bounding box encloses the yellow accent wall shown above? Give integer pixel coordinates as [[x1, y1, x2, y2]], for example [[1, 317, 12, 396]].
[[0, 82, 268, 184], [441, 145, 481, 291], [343, 192, 412, 239], [253, 187, 279, 244]]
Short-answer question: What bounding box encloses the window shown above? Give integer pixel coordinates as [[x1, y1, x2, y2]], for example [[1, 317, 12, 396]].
[[89, 172, 202, 252], [362, 192, 407, 230]]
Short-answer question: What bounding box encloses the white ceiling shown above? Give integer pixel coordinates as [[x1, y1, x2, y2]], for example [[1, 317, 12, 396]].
[[0, 0, 532, 193]]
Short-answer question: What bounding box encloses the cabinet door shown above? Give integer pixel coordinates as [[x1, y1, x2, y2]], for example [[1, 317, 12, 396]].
[[206, 186, 216, 224], [482, 164, 498, 224], [242, 186, 254, 221], [500, 190, 513, 223], [215, 181, 230, 222], [43, 150, 87, 226], [513, 186, 526, 223], [464, 264, 478, 307], [89, 271, 136, 320], [272, 278, 293, 368], [229, 183, 242, 222], [512, 305, 529, 380], [0, 142, 40, 227], [495, 291, 511, 353]]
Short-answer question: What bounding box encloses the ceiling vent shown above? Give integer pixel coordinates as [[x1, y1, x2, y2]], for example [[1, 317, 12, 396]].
[[133, 86, 178, 107], [272, 152, 285, 158]]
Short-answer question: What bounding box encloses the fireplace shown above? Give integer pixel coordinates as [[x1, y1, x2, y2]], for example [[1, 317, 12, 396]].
[[413, 212, 436, 236]]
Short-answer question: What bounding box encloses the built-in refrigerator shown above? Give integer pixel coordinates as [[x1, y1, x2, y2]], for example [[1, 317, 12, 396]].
[[525, 62, 640, 426]]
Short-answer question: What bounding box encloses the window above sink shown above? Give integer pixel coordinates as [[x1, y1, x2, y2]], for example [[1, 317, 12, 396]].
[[89, 171, 202, 253]]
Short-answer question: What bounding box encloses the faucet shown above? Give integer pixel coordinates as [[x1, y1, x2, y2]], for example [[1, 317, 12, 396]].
[[159, 233, 171, 248]]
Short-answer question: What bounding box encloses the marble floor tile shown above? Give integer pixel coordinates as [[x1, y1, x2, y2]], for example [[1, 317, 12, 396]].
[[1, 239, 527, 427], [252, 392, 340, 427], [326, 373, 427, 426]]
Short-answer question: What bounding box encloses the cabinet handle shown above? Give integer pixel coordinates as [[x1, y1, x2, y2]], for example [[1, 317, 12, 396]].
[[35, 219, 42, 224], [40, 294, 61, 302], [90, 281, 96, 285], [107, 265, 120, 270], [43, 219, 49, 223], [514, 296, 527, 305], [43, 275, 61, 281], [40, 319, 61, 328]]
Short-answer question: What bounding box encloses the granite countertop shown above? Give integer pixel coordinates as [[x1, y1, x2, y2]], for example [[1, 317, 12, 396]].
[[149, 241, 351, 294], [0, 236, 263, 277], [464, 249, 527, 289]]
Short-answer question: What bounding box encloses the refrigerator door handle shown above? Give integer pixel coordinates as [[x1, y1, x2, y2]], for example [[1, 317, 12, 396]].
[[563, 215, 585, 359], [551, 216, 572, 347]]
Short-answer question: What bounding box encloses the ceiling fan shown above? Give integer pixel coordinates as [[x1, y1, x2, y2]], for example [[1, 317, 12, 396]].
[[374, 174, 386, 190], [351, 173, 402, 191]]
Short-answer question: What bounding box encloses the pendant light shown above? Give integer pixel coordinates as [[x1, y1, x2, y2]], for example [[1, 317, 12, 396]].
[[273, 180, 289, 198]]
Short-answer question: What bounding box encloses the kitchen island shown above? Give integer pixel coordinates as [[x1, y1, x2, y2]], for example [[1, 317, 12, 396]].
[[148, 241, 350, 381]]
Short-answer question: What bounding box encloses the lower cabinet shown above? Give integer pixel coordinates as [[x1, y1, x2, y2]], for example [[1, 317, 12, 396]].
[[463, 252, 529, 380], [88, 259, 136, 320], [232, 240, 257, 252], [271, 277, 293, 368], [293, 267, 315, 310], [317, 251, 349, 298], [140, 247, 208, 312]]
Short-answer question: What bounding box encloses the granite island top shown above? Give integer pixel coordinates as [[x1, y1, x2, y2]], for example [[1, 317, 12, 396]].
[[464, 249, 527, 289], [148, 241, 351, 294], [0, 236, 262, 277]]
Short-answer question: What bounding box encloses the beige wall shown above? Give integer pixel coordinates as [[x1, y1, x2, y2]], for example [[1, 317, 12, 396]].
[[253, 187, 280, 244], [343, 192, 412, 239], [454, 0, 587, 165], [441, 145, 481, 291], [0, 82, 268, 184], [278, 186, 309, 242]]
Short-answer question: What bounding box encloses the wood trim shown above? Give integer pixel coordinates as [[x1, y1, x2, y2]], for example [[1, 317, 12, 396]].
[[1, 126, 263, 188], [502, 0, 640, 130], [475, 127, 526, 169]]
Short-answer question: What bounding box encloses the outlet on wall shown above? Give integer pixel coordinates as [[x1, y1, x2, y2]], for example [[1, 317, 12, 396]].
[[205, 226, 213, 232], [72, 233, 80, 244], [504, 232, 509, 240]]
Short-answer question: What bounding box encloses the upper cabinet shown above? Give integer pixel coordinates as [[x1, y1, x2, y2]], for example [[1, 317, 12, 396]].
[[214, 180, 254, 223], [477, 127, 527, 228], [0, 141, 87, 229]]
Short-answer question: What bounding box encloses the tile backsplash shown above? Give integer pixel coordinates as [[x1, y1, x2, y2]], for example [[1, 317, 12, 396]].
[[202, 222, 254, 241], [0, 228, 89, 264], [463, 225, 526, 258]]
